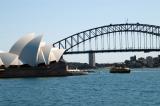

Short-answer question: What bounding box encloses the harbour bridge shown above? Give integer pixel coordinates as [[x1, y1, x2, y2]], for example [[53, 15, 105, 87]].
[[53, 23, 160, 66]]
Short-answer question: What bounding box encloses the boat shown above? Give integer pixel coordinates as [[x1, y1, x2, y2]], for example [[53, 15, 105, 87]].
[[110, 66, 131, 73], [67, 68, 88, 75]]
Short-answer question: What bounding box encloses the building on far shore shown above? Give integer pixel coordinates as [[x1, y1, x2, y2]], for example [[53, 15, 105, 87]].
[[125, 55, 160, 68]]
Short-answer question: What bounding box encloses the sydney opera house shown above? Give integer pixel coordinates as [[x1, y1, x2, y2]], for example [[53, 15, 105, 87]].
[[0, 33, 70, 78]]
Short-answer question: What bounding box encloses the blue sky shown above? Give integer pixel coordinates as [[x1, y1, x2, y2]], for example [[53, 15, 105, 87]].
[[0, 0, 160, 63]]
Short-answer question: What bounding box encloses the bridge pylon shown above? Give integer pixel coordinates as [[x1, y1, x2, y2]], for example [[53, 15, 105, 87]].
[[89, 53, 95, 67]]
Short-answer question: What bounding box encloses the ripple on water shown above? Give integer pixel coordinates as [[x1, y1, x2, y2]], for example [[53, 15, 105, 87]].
[[0, 69, 160, 106]]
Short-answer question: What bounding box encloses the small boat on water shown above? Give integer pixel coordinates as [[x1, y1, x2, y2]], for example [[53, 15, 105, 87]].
[[67, 68, 88, 75], [110, 66, 131, 73]]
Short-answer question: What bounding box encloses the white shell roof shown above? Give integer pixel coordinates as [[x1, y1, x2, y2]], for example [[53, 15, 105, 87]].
[[19, 35, 43, 66], [0, 58, 4, 66], [0, 34, 65, 67], [37, 48, 46, 64], [49, 51, 57, 62], [41, 44, 56, 64], [0, 53, 21, 67], [51, 48, 65, 62], [9, 33, 35, 55]]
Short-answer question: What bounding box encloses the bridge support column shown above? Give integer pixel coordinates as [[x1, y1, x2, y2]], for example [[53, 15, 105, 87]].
[[89, 53, 95, 67]]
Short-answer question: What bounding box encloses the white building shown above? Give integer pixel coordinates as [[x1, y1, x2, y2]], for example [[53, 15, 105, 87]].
[[0, 33, 65, 67]]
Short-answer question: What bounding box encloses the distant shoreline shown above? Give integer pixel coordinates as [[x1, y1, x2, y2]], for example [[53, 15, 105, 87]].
[[67, 62, 160, 70]]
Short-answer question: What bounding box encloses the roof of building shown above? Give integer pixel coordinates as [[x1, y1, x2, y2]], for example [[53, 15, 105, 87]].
[[0, 34, 65, 67]]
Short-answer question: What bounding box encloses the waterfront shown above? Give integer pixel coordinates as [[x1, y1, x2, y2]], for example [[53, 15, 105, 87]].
[[0, 68, 160, 106]]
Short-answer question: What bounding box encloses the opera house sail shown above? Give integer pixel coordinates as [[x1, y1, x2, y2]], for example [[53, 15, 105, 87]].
[[0, 33, 71, 78]]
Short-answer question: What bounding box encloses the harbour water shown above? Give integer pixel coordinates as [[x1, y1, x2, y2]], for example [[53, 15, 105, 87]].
[[0, 68, 160, 106]]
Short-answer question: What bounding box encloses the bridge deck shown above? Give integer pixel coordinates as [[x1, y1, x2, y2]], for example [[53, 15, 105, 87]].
[[64, 49, 160, 54]]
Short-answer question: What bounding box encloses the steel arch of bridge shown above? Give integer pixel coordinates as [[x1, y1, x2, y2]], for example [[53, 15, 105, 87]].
[[53, 23, 160, 54]]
